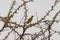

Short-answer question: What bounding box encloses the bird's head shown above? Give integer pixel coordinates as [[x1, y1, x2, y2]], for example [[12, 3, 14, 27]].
[[31, 16, 34, 17]]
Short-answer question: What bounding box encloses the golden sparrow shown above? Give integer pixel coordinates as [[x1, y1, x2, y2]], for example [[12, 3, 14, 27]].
[[27, 16, 34, 24]]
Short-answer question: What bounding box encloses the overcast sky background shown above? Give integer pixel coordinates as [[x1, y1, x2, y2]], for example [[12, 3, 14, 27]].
[[0, 0, 60, 40]]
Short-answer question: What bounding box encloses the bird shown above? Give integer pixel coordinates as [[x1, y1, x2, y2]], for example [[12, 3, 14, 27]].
[[27, 15, 34, 24]]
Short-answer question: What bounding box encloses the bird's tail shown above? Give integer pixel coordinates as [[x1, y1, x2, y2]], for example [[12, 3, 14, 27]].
[[27, 21, 29, 24]]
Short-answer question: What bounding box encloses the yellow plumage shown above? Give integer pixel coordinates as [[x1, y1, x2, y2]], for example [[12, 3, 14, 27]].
[[27, 16, 33, 24]]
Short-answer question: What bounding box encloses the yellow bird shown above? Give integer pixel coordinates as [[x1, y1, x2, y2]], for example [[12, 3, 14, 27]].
[[27, 16, 34, 24]]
